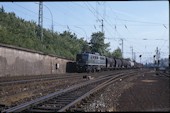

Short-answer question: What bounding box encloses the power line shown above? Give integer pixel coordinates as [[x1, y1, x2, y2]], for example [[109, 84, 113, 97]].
[[7, 2, 169, 58], [85, 2, 135, 56], [13, 2, 55, 26], [117, 18, 168, 25], [52, 2, 89, 27], [85, 2, 116, 38], [84, 2, 116, 40], [107, 5, 168, 26], [13, 2, 38, 15], [86, 2, 127, 41], [13, 2, 69, 30], [43, 3, 54, 34], [2, 3, 38, 20], [11, 2, 92, 39], [106, 2, 169, 49]]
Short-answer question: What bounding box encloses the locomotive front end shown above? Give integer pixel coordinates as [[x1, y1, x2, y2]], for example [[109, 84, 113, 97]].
[[76, 53, 88, 72]]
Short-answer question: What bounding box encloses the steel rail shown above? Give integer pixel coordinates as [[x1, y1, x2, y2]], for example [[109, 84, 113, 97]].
[[0, 75, 82, 86], [2, 70, 137, 113], [58, 72, 134, 112], [2, 72, 123, 113], [0, 70, 132, 86]]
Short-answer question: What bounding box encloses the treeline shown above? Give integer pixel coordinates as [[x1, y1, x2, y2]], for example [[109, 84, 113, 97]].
[[0, 6, 123, 60]]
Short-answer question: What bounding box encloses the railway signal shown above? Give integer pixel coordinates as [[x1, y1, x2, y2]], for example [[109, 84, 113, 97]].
[[139, 55, 142, 63]]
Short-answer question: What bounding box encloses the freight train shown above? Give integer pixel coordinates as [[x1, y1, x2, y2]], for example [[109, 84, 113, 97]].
[[75, 52, 143, 73]]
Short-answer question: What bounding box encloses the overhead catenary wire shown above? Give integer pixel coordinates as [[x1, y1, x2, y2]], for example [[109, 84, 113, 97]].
[[2, 2, 168, 61], [107, 2, 167, 60], [84, 2, 149, 59], [84, 2, 119, 49], [11, 2, 93, 39], [70, 2, 169, 61], [74, 1, 169, 61], [84, 2, 116, 40]]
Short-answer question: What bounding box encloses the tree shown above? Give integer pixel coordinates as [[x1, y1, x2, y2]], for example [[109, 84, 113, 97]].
[[81, 42, 91, 53], [59, 31, 77, 39], [0, 10, 89, 60], [0, 5, 5, 13], [112, 47, 122, 58], [90, 32, 110, 55]]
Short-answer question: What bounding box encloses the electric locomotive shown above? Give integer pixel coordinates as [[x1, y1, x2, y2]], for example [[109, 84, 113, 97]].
[[76, 52, 106, 72], [75, 52, 143, 73]]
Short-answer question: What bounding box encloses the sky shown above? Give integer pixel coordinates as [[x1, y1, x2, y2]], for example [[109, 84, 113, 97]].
[[0, 1, 169, 64]]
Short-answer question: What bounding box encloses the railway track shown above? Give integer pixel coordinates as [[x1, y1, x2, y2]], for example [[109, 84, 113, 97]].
[[0, 70, 132, 108], [2, 70, 137, 113], [0, 73, 94, 86], [0, 69, 131, 86], [0, 72, 94, 82], [157, 71, 170, 78], [0, 75, 82, 86]]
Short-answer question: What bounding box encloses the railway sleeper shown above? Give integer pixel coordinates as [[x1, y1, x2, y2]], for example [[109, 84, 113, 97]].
[[47, 101, 72, 105], [53, 99, 76, 102], [28, 108, 55, 112], [68, 107, 84, 112], [35, 103, 66, 108], [31, 106, 61, 111], [57, 97, 78, 100], [48, 100, 73, 103], [81, 102, 89, 106], [56, 96, 77, 99]]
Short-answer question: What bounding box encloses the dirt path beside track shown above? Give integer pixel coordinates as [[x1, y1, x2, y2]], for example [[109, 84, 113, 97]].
[[116, 71, 170, 111]]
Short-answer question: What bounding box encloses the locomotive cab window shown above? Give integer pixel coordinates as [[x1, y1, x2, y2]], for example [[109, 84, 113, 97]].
[[82, 54, 88, 60], [76, 54, 82, 61], [100, 57, 105, 60]]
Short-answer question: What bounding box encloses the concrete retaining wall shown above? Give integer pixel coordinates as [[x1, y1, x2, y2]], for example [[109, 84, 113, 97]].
[[0, 43, 74, 77]]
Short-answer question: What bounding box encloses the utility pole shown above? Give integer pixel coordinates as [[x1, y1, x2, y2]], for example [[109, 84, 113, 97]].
[[38, 2, 43, 41], [155, 47, 160, 74], [169, 30, 170, 73], [130, 46, 133, 61], [101, 19, 104, 33], [156, 47, 160, 67], [120, 38, 123, 58], [134, 52, 136, 62], [153, 55, 156, 65]]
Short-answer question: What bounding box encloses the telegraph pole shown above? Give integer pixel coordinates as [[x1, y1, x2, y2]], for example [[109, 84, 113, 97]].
[[130, 46, 133, 61], [38, 2, 43, 41], [169, 31, 170, 73], [155, 47, 160, 74], [153, 55, 156, 65], [134, 52, 136, 62], [120, 38, 123, 58], [101, 19, 104, 33], [155, 47, 160, 67]]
